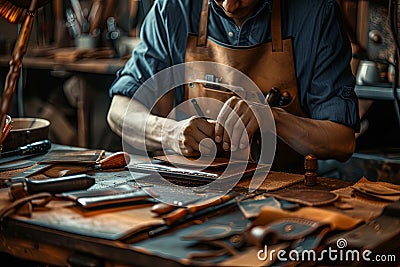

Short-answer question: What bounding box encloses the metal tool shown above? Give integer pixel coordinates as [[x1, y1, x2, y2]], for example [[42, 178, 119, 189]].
[[106, 17, 121, 58], [129, 163, 219, 179], [65, 8, 81, 38], [8, 174, 95, 201], [0, 139, 51, 158], [191, 98, 206, 118]]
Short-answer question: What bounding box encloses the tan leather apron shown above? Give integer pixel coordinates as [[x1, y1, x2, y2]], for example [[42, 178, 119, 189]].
[[183, 0, 306, 173]]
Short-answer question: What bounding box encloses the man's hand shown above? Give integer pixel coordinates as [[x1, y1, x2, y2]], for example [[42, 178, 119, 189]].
[[215, 96, 264, 152], [165, 116, 217, 157]]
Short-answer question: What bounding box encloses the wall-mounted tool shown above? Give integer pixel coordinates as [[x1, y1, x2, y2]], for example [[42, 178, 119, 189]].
[[65, 7, 81, 38], [106, 17, 121, 58]]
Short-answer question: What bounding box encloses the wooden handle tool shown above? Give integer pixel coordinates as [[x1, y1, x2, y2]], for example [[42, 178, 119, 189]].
[[94, 151, 130, 170], [43, 152, 131, 177], [162, 192, 239, 226]]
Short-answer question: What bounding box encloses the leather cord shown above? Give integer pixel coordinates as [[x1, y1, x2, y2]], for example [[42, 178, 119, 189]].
[[0, 192, 53, 219]]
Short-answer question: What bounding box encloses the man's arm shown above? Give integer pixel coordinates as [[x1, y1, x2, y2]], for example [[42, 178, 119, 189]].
[[272, 108, 355, 161], [215, 97, 355, 162], [107, 95, 216, 156]]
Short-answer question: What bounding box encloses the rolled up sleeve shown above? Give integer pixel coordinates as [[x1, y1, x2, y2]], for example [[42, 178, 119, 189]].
[[306, 0, 360, 132]]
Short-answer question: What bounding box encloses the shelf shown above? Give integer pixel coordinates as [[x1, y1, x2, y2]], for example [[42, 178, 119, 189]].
[[355, 84, 400, 100]]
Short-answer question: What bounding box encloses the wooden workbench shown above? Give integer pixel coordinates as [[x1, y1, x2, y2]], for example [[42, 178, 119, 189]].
[[0, 146, 398, 267]]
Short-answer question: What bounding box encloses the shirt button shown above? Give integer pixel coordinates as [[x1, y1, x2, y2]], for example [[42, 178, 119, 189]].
[[228, 31, 234, 37]]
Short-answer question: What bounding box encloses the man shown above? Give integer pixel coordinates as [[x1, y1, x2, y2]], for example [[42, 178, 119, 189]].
[[107, 0, 359, 173]]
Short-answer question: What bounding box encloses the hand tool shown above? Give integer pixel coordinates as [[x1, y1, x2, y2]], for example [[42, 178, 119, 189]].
[[191, 98, 206, 118], [0, 114, 11, 144], [88, 0, 103, 36], [70, 0, 85, 28], [151, 199, 199, 216], [65, 8, 81, 38], [42, 151, 131, 178], [162, 192, 239, 226], [0, 139, 51, 158], [8, 174, 95, 201], [129, 163, 219, 179]]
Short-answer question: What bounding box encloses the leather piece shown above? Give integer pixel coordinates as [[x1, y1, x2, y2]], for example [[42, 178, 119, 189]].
[[216, 242, 290, 267], [252, 206, 362, 231], [182, 225, 237, 241], [351, 182, 400, 202], [236, 171, 304, 191], [133, 206, 250, 265], [238, 197, 282, 219], [248, 218, 327, 246], [325, 213, 400, 254], [266, 189, 339, 206]]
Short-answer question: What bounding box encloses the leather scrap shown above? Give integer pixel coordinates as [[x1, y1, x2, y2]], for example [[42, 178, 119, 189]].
[[252, 206, 362, 231], [265, 189, 339, 206]]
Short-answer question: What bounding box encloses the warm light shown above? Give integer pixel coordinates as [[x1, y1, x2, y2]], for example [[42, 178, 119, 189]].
[[0, 0, 51, 24]]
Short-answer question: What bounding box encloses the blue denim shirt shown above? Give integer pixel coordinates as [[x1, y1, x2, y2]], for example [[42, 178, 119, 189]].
[[109, 0, 360, 131]]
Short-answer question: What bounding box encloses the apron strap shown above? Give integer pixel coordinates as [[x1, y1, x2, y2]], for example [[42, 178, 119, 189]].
[[197, 0, 283, 51], [197, 0, 210, 47], [271, 0, 283, 52]]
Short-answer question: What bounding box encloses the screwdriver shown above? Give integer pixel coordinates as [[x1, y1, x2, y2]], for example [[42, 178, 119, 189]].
[[0, 140, 51, 158]]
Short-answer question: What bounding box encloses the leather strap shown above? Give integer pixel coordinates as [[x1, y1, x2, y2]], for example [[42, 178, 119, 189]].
[[197, 0, 283, 51], [271, 0, 283, 52], [198, 0, 210, 47]]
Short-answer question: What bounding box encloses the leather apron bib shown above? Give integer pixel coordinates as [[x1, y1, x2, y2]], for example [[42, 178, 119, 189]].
[[183, 0, 306, 173]]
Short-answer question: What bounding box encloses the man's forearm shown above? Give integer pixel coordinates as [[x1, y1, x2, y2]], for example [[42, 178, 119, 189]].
[[107, 95, 174, 152], [272, 108, 355, 161]]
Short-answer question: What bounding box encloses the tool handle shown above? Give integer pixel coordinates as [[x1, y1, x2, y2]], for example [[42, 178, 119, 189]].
[[162, 192, 238, 226], [20, 140, 52, 156], [163, 208, 188, 226], [151, 203, 176, 215], [98, 152, 130, 169], [26, 174, 95, 194]]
